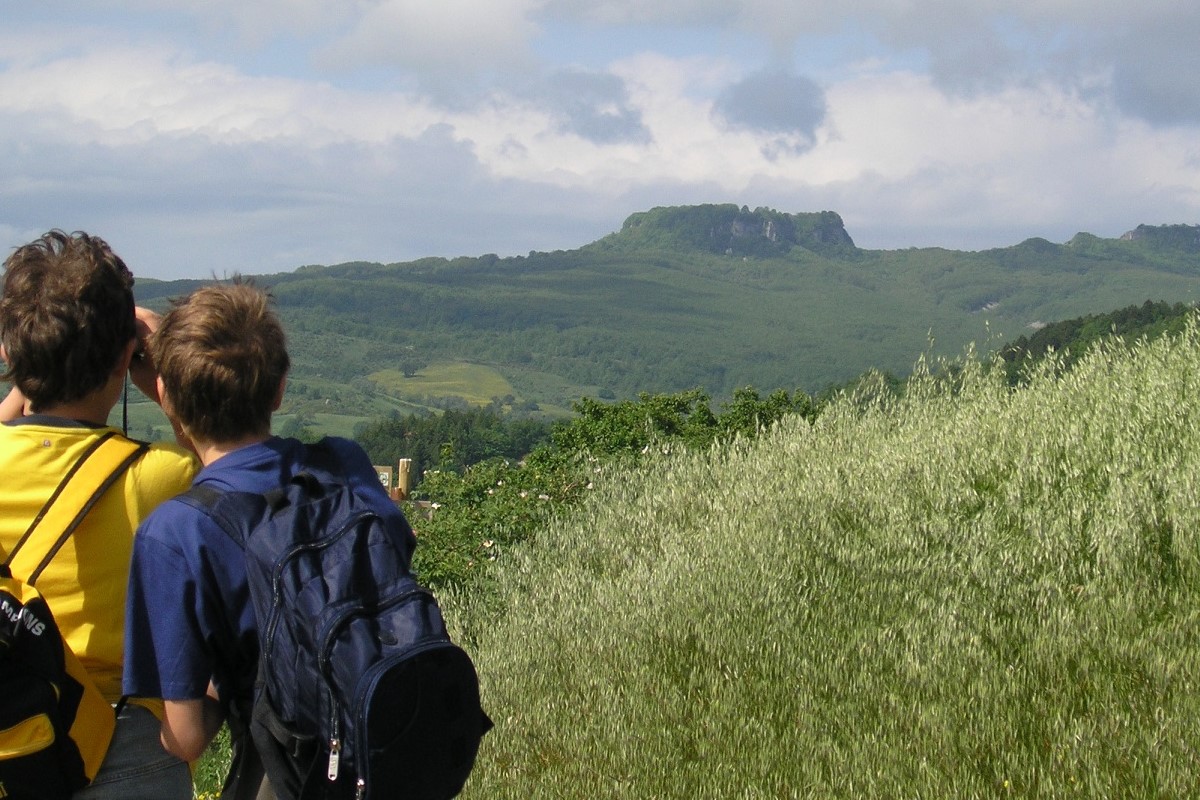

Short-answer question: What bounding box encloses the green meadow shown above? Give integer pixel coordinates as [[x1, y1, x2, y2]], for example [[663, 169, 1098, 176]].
[[370, 362, 518, 407], [442, 326, 1200, 798]]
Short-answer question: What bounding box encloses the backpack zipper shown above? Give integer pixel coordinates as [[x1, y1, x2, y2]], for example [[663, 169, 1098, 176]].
[[313, 582, 430, 672], [327, 713, 342, 781], [259, 509, 378, 671], [314, 584, 439, 793], [349, 640, 455, 799], [258, 507, 379, 787]]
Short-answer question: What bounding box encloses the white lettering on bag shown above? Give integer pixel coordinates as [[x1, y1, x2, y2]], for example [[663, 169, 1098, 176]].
[[1, 596, 47, 636]]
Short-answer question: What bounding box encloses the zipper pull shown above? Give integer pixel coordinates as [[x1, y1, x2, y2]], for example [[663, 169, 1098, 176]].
[[356, 777, 366, 800], [328, 737, 341, 781], [328, 709, 342, 781]]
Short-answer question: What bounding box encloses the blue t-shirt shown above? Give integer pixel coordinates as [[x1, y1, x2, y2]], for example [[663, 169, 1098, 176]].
[[122, 436, 415, 716]]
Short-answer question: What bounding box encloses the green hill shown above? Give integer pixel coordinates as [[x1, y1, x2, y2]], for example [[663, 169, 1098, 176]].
[[130, 205, 1200, 426], [998, 299, 1195, 382]]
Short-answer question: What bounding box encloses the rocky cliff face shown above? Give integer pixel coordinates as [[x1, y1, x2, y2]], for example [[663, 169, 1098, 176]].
[[1119, 223, 1200, 252], [617, 203, 857, 257]]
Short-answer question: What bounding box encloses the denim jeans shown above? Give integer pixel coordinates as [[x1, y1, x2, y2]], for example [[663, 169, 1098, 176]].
[[72, 703, 191, 800]]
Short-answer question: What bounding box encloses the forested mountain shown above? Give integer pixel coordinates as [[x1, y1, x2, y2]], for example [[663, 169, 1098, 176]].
[[131, 204, 1200, 426], [998, 300, 1196, 382]]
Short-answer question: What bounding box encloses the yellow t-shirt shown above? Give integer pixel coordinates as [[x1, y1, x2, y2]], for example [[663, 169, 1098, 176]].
[[0, 419, 198, 701]]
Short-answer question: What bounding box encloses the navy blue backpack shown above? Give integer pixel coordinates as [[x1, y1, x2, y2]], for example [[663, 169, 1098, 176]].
[[181, 439, 492, 800]]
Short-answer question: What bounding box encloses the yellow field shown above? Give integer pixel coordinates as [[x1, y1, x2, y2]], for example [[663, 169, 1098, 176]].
[[370, 362, 518, 406]]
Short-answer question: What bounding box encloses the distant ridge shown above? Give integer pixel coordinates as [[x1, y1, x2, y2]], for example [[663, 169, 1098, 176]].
[[129, 204, 1200, 419]]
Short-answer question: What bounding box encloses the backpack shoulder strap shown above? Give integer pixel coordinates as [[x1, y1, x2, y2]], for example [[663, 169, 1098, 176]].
[[176, 484, 255, 550], [176, 438, 343, 547], [294, 437, 345, 487], [4, 431, 149, 585]]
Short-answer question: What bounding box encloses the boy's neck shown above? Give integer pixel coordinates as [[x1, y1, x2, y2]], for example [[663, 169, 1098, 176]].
[[193, 433, 272, 467], [35, 394, 117, 427], [32, 363, 127, 426]]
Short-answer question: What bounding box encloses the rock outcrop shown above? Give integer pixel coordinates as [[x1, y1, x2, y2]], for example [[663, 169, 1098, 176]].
[[616, 203, 857, 257]]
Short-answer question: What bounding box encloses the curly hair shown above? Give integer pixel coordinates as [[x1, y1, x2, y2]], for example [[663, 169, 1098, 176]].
[[0, 230, 136, 410]]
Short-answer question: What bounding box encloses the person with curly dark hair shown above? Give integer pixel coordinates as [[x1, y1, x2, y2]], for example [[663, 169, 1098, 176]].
[[0, 230, 198, 799]]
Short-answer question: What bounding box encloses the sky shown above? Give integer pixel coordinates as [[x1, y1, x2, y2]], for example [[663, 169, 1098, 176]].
[[2, 1, 1199, 280]]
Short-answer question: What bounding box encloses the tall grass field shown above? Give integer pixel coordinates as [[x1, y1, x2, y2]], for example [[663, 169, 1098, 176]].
[[444, 325, 1200, 798]]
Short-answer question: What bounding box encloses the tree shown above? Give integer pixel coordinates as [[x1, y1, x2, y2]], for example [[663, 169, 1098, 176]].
[[399, 356, 428, 378], [355, 408, 554, 482], [278, 412, 318, 442]]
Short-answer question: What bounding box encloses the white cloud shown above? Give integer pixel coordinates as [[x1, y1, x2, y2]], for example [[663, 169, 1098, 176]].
[[317, 0, 543, 86], [0, 42, 447, 147], [538, 0, 736, 26], [729, 65, 1200, 248], [541, 1, 1200, 124], [65, 0, 343, 40]]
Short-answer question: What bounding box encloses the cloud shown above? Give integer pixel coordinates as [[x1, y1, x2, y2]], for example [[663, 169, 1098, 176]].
[[0, 112, 581, 277], [540, 69, 651, 144], [802, 68, 1200, 248], [843, 3, 1200, 128], [538, 0, 738, 27], [712, 70, 826, 155], [0, 40, 450, 149], [316, 0, 542, 95], [0, 48, 636, 279], [538, 1, 1200, 131], [39, 1, 1200, 133], [4, 2, 1200, 282], [1106, 17, 1200, 125]]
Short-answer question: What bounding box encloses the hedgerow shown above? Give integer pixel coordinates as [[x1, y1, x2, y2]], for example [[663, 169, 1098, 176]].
[[405, 386, 818, 597]]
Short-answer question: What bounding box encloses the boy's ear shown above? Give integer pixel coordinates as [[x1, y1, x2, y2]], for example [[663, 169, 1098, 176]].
[[156, 376, 171, 414], [272, 376, 287, 412]]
